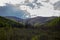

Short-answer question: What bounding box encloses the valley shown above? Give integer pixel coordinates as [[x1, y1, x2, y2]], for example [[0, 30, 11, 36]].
[[0, 16, 60, 40]]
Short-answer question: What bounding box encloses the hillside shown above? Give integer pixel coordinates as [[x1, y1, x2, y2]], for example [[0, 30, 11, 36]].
[[0, 16, 60, 40], [5, 16, 57, 25], [5, 16, 23, 22], [42, 17, 60, 32], [25, 16, 57, 25], [0, 16, 24, 28], [47, 17, 60, 26], [45, 17, 60, 27]]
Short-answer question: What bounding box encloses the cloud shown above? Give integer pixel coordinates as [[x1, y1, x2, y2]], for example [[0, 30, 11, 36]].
[[0, 0, 60, 18], [24, 0, 60, 17], [53, 1, 60, 10], [0, 3, 30, 19], [0, 0, 25, 6], [49, 0, 59, 4]]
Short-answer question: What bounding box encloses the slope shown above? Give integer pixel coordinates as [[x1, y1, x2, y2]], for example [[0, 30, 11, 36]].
[[0, 16, 24, 28], [45, 17, 60, 27]]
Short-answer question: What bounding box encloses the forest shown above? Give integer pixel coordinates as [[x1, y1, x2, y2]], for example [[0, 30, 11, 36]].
[[0, 16, 60, 40]]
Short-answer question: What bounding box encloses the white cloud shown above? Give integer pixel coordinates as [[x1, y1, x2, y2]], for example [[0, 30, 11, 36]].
[[26, 6, 54, 18], [0, 0, 25, 5], [0, 0, 60, 18], [22, 0, 60, 18], [0, 0, 8, 6], [49, 0, 59, 4]]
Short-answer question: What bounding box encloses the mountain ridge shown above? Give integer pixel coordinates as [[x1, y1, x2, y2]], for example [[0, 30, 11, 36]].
[[4, 16, 57, 25], [0, 16, 24, 28]]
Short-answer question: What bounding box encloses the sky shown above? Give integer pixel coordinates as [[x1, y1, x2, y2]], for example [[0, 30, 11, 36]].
[[0, 0, 60, 18]]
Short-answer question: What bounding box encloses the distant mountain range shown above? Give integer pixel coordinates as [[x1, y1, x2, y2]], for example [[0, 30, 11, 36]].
[[5, 16, 57, 25], [0, 16, 24, 28], [0, 16, 60, 28], [5, 16, 23, 22]]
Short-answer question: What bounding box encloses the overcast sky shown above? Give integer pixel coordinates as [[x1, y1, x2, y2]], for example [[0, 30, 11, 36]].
[[0, 0, 60, 18]]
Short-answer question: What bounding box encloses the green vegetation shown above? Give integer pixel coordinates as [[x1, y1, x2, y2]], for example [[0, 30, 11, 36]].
[[0, 16, 25, 28], [0, 16, 60, 40], [34, 23, 41, 28], [45, 17, 60, 27]]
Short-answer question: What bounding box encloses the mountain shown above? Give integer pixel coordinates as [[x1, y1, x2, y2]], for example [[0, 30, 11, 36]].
[[44, 17, 60, 27], [4, 16, 57, 26], [5, 16, 23, 22], [0, 16, 24, 28], [24, 16, 57, 25], [0, 16, 60, 40]]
